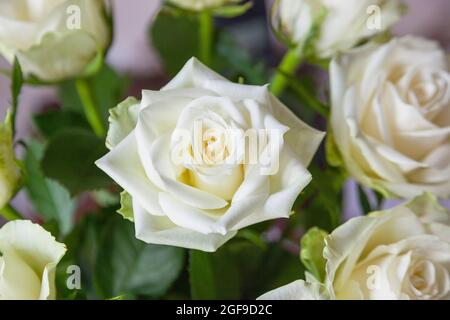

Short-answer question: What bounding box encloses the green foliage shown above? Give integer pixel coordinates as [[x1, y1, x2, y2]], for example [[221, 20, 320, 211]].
[[189, 237, 305, 299], [24, 141, 76, 235], [117, 191, 133, 221], [215, 32, 268, 85], [95, 215, 185, 299], [151, 8, 268, 84], [300, 227, 328, 282], [189, 248, 240, 299], [296, 165, 344, 232], [151, 8, 200, 76], [11, 57, 23, 133], [212, 2, 253, 18], [41, 128, 111, 195], [242, 243, 305, 298], [56, 211, 110, 299], [11, 57, 23, 112], [33, 110, 90, 139], [284, 72, 329, 117]]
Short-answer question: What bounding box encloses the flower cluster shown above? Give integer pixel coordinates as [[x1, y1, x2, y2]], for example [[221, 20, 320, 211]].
[[0, 0, 448, 301]]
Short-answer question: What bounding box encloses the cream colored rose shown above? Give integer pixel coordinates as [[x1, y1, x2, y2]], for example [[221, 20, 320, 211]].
[[330, 36, 450, 198], [96, 58, 324, 252], [166, 0, 241, 11], [274, 0, 403, 58], [259, 193, 450, 300], [0, 220, 66, 300], [0, 112, 20, 209], [0, 0, 110, 81]]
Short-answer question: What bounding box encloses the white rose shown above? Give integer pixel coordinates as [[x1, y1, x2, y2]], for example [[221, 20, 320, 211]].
[[166, 0, 241, 11], [0, 112, 20, 209], [0, 220, 66, 300], [274, 0, 403, 58], [330, 36, 450, 198], [259, 193, 450, 300], [0, 0, 110, 81], [96, 58, 324, 252], [259, 277, 325, 300]]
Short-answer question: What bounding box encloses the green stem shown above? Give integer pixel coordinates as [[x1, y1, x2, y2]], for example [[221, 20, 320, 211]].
[[0, 204, 22, 221], [199, 11, 213, 66], [75, 79, 105, 137], [270, 48, 303, 96], [290, 78, 329, 117]]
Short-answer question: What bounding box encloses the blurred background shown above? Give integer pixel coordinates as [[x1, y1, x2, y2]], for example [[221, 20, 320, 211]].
[[1, 0, 449, 219]]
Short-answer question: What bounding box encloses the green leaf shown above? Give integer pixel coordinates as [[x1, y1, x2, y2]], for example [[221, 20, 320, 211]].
[[235, 229, 266, 250], [41, 128, 111, 195], [212, 2, 253, 18], [33, 110, 90, 139], [56, 212, 108, 299], [300, 227, 328, 282], [11, 57, 23, 110], [215, 32, 268, 85], [151, 8, 200, 76], [189, 248, 241, 299], [117, 191, 133, 221], [24, 140, 76, 235], [95, 215, 185, 298], [227, 241, 304, 299]]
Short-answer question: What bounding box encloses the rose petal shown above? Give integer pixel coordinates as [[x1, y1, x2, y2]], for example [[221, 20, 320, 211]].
[[133, 199, 236, 252], [95, 132, 165, 215], [0, 220, 66, 300], [257, 280, 324, 300]]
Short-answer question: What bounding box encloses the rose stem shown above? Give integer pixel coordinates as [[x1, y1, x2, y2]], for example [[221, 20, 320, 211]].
[[75, 78, 105, 137], [270, 48, 303, 96], [289, 78, 329, 117], [0, 204, 22, 221], [199, 10, 213, 66]]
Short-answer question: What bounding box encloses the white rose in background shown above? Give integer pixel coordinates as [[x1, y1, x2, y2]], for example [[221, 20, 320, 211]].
[[0, 220, 66, 300], [166, 0, 241, 11], [96, 58, 324, 252], [259, 193, 450, 300], [0, 0, 110, 82], [273, 0, 404, 58], [330, 36, 450, 198], [326, 193, 450, 300], [0, 111, 20, 209]]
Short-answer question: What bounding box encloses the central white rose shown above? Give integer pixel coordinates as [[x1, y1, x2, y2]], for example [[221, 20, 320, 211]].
[[96, 58, 324, 251]]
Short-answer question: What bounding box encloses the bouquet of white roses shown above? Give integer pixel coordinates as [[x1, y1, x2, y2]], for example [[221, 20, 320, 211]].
[[0, 0, 448, 301]]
